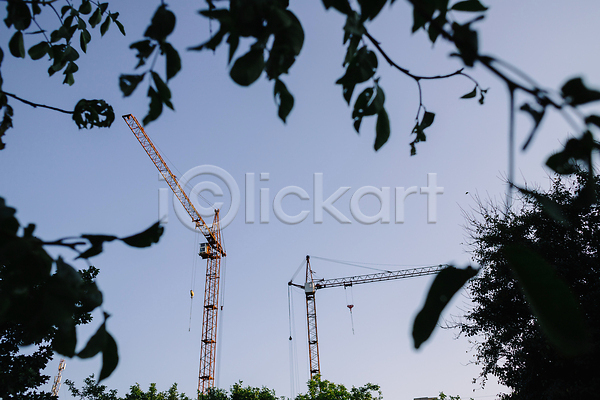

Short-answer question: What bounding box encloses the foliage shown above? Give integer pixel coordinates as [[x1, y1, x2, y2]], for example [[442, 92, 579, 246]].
[[0, 0, 125, 149], [66, 375, 192, 400], [0, 197, 164, 383], [295, 376, 382, 400], [66, 374, 120, 400], [461, 172, 600, 398]]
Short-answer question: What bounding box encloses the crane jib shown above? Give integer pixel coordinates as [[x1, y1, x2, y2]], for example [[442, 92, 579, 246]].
[[122, 114, 225, 257]]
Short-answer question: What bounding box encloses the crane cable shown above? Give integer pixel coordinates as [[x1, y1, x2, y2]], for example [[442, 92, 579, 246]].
[[344, 285, 355, 335], [189, 231, 200, 331], [288, 285, 300, 399]]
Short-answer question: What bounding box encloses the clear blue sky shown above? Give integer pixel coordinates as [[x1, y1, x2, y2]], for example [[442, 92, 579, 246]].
[[1, 1, 599, 399]]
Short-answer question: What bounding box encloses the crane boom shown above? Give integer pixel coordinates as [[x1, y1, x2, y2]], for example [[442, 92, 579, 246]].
[[123, 114, 225, 394], [288, 256, 446, 379], [122, 114, 224, 256]]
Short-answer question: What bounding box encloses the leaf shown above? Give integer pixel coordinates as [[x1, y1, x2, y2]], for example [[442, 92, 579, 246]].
[[119, 74, 145, 97], [460, 86, 477, 99], [451, 22, 479, 67], [451, 0, 488, 12], [352, 84, 386, 133], [79, 1, 92, 15], [9, 31, 25, 58], [99, 331, 118, 381], [100, 16, 111, 36], [322, 0, 353, 14], [28, 41, 50, 60], [585, 114, 600, 128], [151, 72, 173, 110], [230, 49, 265, 86], [503, 245, 590, 356], [561, 77, 600, 106], [78, 322, 107, 359], [374, 108, 390, 151], [358, 0, 388, 21], [130, 40, 156, 69], [412, 265, 478, 348], [89, 8, 102, 28], [161, 42, 181, 81], [336, 46, 378, 104], [546, 131, 594, 175], [144, 5, 176, 41], [114, 19, 126, 36], [143, 87, 163, 125], [80, 29, 91, 53], [5, 0, 32, 30], [421, 111, 435, 129], [120, 221, 164, 248], [274, 79, 294, 123]]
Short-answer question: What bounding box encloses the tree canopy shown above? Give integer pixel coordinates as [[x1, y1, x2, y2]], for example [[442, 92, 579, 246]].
[[461, 172, 600, 399]]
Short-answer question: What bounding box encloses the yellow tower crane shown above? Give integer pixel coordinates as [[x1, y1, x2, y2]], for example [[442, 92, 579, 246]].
[[123, 114, 226, 394], [288, 255, 445, 379]]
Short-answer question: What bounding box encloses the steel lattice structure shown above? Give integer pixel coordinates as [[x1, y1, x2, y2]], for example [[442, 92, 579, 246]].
[[123, 114, 226, 395], [289, 256, 446, 379]]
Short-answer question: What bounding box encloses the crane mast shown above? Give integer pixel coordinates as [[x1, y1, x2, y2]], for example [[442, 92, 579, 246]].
[[288, 255, 446, 379], [51, 358, 66, 397], [123, 114, 226, 394]]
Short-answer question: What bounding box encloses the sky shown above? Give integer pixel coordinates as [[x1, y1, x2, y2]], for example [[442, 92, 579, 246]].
[[1, 1, 600, 399]]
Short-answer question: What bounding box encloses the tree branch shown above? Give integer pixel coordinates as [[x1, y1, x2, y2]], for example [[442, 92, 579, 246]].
[[2, 91, 73, 114]]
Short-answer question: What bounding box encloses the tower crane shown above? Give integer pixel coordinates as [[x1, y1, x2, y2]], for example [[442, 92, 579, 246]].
[[123, 114, 226, 394], [288, 255, 445, 379], [51, 358, 66, 397]]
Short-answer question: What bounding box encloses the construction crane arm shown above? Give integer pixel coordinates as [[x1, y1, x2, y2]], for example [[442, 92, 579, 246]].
[[122, 114, 225, 256], [288, 265, 446, 290], [313, 265, 446, 289]]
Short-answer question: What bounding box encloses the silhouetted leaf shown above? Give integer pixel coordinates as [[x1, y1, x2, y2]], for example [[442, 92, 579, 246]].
[[358, 0, 387, 20], [151, 71, 173, 109], [461, 87, 477, 99], [79, 1, 92, 15], [130, 40, 156, 69], [374, 108, 390, 151], [322, 0, 353, 14], [143, 87, 163, 125], [9, 32, 25, 58], [28, 41, 50, 60], [504, 245, 591, 356], [336, 47, 378, 104], [274, 79, 294, 123], [451, 0, 487, 12], [413, 265, 478, 348], [80, 29, 91, 53], [78, 322, 107, 359], [161, 42, 181, 81], [230, 49, 265, 86], [520, 103, 545, 150], [144, 5, 176, 41], [100, 16, 111, 36], [98, 331, 118, 381], [119, 74, 145, 97], [451, 22, 479, 67], [120, 221, 163, 248], [89, 8, 102, 28], [5, 0, 32, 30], [561, 77, 600, 106], [546, 131, 594, 174]]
